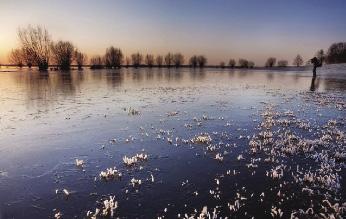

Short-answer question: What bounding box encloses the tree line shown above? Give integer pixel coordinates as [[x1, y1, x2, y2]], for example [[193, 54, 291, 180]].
[[9, 26, 86, 70], [263, 54, 304, 68], [6, 25, 346, 71], [89, 52, 207, 69]]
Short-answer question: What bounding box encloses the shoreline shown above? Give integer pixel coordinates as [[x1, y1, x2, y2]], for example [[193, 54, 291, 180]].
[[0, 64, 313, 70]]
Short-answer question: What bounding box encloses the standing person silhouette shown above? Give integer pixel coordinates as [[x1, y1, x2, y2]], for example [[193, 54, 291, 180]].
[[310, 57, 322, 77]]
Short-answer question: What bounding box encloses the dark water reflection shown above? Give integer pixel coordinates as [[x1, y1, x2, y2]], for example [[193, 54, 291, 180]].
[[1, 66, 345, 104], [0, 66, 345, 218]]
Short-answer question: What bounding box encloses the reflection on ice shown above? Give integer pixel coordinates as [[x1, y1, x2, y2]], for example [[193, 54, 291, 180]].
[[0, 66, 345, 218]]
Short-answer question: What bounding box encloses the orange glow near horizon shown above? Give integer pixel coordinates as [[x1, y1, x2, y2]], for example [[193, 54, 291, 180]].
[[0, 28, 335, 66], [0, 33, 17, 63]]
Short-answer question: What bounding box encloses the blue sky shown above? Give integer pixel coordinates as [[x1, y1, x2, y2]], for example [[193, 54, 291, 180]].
[[0, 0, 345, 65]]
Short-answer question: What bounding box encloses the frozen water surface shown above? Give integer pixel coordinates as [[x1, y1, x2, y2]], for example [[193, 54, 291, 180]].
[[0, 66, 345, 218]]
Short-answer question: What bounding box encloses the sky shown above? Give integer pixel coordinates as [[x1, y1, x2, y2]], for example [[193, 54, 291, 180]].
[[0, 0, 345, 66]]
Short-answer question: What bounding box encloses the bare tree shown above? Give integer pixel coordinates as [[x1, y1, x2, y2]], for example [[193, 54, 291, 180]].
[[326, 42, 346, 64], [197, 55, 207, 68], [125, 56, 131, 68], [74, 50, 87, 70], [51, 41, 74, 70], [265, 57, 276, 67], [104, 47, 123, 68], [173, 53, 184, 68], [248, 61, 255, 68], [9, 48, 24, 68], [293, 54, 303, 67], [21, 48, 34, 68], [239, 59, 249, 68], [189, 55, 198, 68], [164, 53, 173, 67], [228, 59, 236, 68], [90, 55, 103, 69], [220, 61, 225, 68], [277, 60, 288, 67], [156, 55, 163, 67], [18, 25, 51, 71], [145, 54, 155, 67], [131, 52, 143, 68]]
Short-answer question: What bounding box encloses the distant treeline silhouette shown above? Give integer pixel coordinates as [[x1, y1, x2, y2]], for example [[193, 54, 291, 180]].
[[10, 25, 87, 71], [5, 25, 346, 71], [325, 42, 346, 64]]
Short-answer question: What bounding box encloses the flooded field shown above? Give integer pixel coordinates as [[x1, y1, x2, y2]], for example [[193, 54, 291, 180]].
[[0, 66, 345, 218]]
